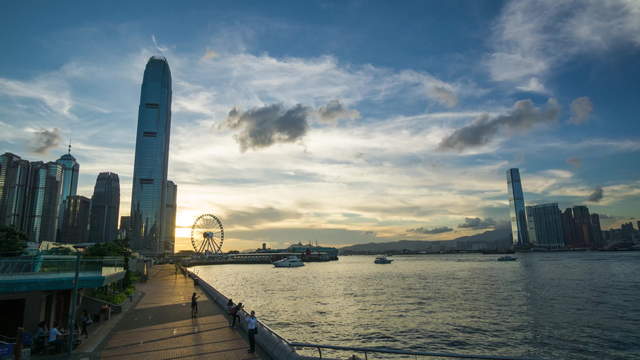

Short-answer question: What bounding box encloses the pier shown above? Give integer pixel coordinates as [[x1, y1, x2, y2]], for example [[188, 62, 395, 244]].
[[98, 264, 260, 359]]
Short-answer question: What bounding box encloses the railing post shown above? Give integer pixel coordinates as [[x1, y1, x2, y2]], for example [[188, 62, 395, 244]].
[[67, 253, 80, 354], [318, 346, 322, 358]]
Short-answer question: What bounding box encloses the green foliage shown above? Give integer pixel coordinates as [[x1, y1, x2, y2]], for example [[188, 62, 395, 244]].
[[89, 284, 135, 305], [84, 241, 127, 257], [43, 246, 76, 255], [0, 226, 28, 256]]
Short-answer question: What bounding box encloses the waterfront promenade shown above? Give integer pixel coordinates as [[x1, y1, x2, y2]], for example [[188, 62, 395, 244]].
[[98, 264, 260, 360]]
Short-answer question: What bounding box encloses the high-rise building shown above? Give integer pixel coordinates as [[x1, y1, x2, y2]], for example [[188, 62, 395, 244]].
[[119, 216, 130, 240], [89, 172, 120, 243], [526, 203, 564, 248], [60, 195, 91, 243], [130, 56, 172, 255], [55, 147, 80, 240], [590, 213, 603, 248], [163, 181, 177, 254], [561, 208, 579, 248], [573, 206, 593, 248], [28, 161, 63, 243], [0, 153, 32, 232], [507, 168, 528, 247]]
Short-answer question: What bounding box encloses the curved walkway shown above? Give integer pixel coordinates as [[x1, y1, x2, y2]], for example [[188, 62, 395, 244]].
[[99, 264, 260, 360]]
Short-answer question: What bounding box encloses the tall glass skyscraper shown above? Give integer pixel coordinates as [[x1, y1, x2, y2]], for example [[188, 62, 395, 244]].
[[90, 172, 120, 243], [163, 181, 177, 254], [130, 56, 173, 255], [0, 153, 32, 232], [55, 148, 79, 240], [28, 161, 63, 243], [507, 168, 528, 247], [525, 203, 564, 248]]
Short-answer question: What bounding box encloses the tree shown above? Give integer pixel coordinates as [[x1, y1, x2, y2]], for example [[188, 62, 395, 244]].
[[0, 226, 28, 257]]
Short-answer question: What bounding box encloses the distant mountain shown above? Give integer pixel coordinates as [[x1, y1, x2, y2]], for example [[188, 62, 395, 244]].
[[339, 227, 511, 253]]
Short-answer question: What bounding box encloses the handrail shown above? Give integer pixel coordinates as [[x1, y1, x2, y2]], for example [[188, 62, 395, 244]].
[[290, 342, 543, 360]]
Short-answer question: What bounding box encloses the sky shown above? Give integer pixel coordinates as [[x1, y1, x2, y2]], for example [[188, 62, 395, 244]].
[[1, 0, 639, 251]]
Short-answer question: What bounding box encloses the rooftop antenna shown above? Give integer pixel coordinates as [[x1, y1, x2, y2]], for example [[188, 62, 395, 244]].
[[68, 135, 72, 154]]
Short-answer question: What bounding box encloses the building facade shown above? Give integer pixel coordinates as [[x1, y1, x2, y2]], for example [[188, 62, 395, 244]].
[[561, 208, 579, 248], [0, 153, 32, 232], [162, 181, 177, 254], [572, 206, 593, 248], [28, 162, 64, 243], [55, 150, 80, 241], [526, 203, 564, 248], [89, 172, 120, 243], [507, 168, 528, 247], [60, 195, 91, 243], [130, 56, 173, 255]]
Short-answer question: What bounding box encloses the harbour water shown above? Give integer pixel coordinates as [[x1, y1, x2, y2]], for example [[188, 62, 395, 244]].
[[193, 252, 640, 359]]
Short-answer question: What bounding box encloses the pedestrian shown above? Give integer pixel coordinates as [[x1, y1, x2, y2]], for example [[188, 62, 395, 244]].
[[80, 310, 91, 338], [191, 292, 199, 318], [246, 310, 258, 353], [48, 322, 64, 352], [226, 299, 234, 314], [230, 302, 243, 328]]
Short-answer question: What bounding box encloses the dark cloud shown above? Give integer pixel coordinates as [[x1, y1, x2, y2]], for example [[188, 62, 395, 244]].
[[587, 186, 604, 202], [569, 97, 593, 125], [438, 98, 560, 152], [458, 217, 497, 230], [225, 207, 301, 228], [566, 157, 582, 168], [429, 84, 458, 108], [30, 128, 61, 154], [407, 226, 454, 234], [225, 104, 310, 151], [316, 100, 360, 123]]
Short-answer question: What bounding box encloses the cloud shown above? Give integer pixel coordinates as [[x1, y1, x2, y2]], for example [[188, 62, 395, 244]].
[[570, 97, 593, 124], [438, 98, 560, 152], [316, 99, 360, 123], [201, 49, 218, 61], [225, 207, 301, 228], [587, 186, 604, 202], [29, 128, 61, 154], [458, 217, 496, 229], [566, 157, 582, 168], [0, 77, 73, 116], [516, 77, 547, 94], [488, 0, 640, 88], [428, 84, 458, 108], [151, 34, 168, 52], [225, 103, 311, 151], [407, 226, 454, 234]]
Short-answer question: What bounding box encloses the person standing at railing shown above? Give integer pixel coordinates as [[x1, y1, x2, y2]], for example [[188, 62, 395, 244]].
[[230, 302, 243, 328], [246, 310, 258, 353], [191, 292, 199, 318]]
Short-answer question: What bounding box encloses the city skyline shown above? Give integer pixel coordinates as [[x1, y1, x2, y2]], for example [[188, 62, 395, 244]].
[[1, 1, 639, 250]]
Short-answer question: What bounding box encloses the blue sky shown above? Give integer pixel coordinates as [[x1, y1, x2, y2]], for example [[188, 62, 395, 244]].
[[1, 0, 639, 250]]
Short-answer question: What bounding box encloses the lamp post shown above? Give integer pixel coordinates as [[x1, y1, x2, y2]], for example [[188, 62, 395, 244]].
[[67, 253, 80, 354]]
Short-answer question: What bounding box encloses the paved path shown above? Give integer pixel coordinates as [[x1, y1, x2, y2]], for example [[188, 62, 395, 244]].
[[98, 265, 260, 360]]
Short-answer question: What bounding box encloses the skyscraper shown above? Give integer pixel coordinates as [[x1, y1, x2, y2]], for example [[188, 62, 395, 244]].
[[55, 147, 80, 240], [130, 56, 172, 255], [507, 168, 528, 247], [526, 203, 564, 248], [561, 208, 579, 248], [573, 205, 593, 248], [0, 153, 32, 232], [163, 181, 177, 254], [590, 213, 603, 248], [28, 161, 63, 243], [89, 172, 120, 243], [60, 195, 91, 243]]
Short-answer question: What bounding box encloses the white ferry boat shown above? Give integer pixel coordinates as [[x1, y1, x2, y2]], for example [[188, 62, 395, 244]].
[[273, 256, 305, 268], [374, 256, 393, 264]]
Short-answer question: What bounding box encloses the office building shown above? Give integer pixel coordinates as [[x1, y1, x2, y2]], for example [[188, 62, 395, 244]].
[[590, 213, 603, 248], [28, 162, 63, 243], [573, 206, 593, 248], [507, 168, 529, 247], [130, 56, 173, 255], [119, 216, 130, 240], [89, 172, 120, 243], [0, 153, 32, 232], [55, 148, 80, 240], [162, 181, 177, 254], [561, 208, 579, 248], [60, 195, 90, 243], [526, 203, 564, 248]]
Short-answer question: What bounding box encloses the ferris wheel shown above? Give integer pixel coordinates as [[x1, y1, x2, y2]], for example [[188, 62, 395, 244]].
[[191, 214, 224, 255]]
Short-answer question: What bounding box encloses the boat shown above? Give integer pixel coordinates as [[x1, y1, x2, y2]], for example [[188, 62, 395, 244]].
[[497, 256, 517, 261], [374, 256, 393, 264], [273, 256, 305, 268]]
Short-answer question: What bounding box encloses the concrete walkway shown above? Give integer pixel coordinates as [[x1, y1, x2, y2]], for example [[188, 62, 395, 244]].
[[98, 265, 260, 360]]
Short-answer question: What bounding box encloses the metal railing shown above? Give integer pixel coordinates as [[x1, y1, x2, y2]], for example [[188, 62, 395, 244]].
[[0, 256, 124, 276], [290, 342, 542, 360]]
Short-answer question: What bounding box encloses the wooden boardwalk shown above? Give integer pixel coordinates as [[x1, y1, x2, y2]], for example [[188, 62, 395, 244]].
[[99, 264, 260, 360]]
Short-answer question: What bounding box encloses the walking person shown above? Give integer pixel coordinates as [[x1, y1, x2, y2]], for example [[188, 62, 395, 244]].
[[191, 292, 199, 318], [80, 310, 91, 339], [246, 311, 258, 353], [230, 302, 243, 328]]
